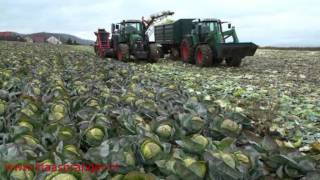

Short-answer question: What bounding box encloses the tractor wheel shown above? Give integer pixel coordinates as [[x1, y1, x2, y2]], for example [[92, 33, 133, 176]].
[[226, 57, 242, 67], [180, 39, 194, 63], [149, 44, 159, 62], [117, 44, 129, 61], [195, 44, 213, 67]]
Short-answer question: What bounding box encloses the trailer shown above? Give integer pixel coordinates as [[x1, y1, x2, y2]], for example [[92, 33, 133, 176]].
[[154, 19, 194, 58]]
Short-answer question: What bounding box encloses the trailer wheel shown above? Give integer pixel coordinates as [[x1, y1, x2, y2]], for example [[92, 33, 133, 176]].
[[117, 44, 129, 61], [226, 57, 242, 67], [180, 39, 194, 63], [195, 44, 212, 67], [149, 44, 159, 62]]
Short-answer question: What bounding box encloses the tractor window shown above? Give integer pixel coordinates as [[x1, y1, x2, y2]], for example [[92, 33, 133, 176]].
[[203, 22, 218, 32], [201, 24, 211, 34], [125, 23, 142, 33], [208, 23, 215, 31]]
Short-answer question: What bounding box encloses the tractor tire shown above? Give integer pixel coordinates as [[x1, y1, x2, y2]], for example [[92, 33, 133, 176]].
[[180, 39, 194, 63], [117, 44, 129, 61], [226, 57, 242, 67], [149, 44, 159, 62], [195, 44, 213, 67]]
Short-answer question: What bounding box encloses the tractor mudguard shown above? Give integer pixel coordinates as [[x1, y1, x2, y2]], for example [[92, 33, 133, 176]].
[[181, 35, 195, 46]]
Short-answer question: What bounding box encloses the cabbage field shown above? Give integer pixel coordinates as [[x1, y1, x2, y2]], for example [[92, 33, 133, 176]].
[[0, 41, 319, 179]]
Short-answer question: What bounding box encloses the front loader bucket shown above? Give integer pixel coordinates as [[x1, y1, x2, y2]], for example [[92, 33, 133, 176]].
[[216, 42, 258, 58]]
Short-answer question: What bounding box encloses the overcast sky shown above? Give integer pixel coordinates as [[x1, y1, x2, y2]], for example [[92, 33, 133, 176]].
[[1, 0, 319, 46]]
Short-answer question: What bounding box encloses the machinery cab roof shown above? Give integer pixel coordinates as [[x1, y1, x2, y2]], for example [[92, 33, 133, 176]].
[[120, 20, 142, 24], [193, 18, 221, 23], [115, 20, 143, 34], [192, 18, 223, 35]]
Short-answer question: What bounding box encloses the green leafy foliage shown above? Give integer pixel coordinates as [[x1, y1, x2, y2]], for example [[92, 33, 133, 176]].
[[0, 42, 319, 179]]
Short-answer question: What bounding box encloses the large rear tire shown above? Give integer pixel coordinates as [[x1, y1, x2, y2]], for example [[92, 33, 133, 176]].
[[149, 44, 159, 63], [195, 44, 213, 67], [117, 44, 129, 61], [180, 39, 194, 63], [226, 57, 242, 67]]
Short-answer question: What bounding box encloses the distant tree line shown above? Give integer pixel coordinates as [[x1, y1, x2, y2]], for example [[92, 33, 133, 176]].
[[66, 38, 79, 45]]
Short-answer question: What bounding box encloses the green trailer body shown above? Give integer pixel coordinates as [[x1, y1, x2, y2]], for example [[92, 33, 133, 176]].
[[155, 19, 194, 45], [155, 19, 194, 57]]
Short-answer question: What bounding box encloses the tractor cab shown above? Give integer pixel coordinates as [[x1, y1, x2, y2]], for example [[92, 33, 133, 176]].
[[112, 20, 150, 59], [113, 20, 145, 43], [192, 19, 239, 45], [123, 21, 143, 34]]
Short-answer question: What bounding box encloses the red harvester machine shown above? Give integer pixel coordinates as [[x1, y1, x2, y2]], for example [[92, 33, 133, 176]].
[[94, 29, 114, 58]]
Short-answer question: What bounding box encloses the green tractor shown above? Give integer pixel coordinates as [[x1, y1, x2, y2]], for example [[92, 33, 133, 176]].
[[179, 19, 258, 67], [111, 11, 174, 62]]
